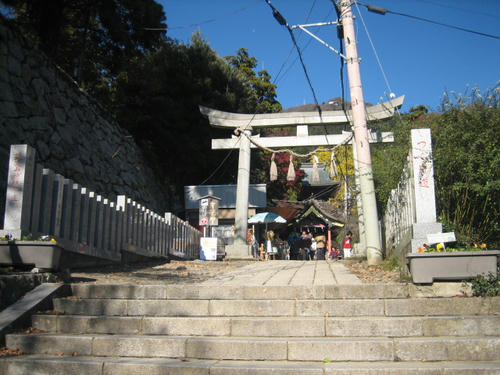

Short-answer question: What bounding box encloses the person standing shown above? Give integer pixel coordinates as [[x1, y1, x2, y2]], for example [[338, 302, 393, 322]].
[[299, 231, 310, 260], [342, 231, 353, 258], [315, 232, 326, 260], [309, 233, 316, 260]]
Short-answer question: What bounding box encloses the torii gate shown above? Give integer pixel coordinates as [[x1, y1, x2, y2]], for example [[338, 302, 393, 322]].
[[200, 95, 404, 259]]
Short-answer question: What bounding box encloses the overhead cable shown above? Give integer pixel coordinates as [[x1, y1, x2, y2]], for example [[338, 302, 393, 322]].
[[357, 1, 500, 40]]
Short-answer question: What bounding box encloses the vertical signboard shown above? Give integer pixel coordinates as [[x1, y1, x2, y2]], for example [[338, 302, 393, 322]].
[[199, 198, 209, 226], [198, 195, 220, 227]]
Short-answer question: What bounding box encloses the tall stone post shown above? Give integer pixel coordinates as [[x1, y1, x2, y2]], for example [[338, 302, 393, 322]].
[[410, 128, 442, 252], [225, 129, 253, 259], [1, 144, 36, 238], [339, 0, 382, 264]]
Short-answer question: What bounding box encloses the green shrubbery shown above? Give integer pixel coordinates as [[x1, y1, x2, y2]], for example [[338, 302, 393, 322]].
[[463, 266, 500, 297], [373, 84, 500, 249]]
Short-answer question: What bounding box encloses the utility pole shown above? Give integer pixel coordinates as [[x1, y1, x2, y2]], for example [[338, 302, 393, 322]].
[[338, 0, 382, 265]]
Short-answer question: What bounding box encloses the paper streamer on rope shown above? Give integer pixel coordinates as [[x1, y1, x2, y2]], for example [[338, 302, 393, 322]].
[[329, 151, 338, 178], [287, 154, 295, 181], [312, 155, 320, 183], [270, 153, 278, 181]]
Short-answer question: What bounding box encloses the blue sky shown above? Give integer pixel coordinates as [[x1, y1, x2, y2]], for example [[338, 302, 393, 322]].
[[159, 0, 499, 112]]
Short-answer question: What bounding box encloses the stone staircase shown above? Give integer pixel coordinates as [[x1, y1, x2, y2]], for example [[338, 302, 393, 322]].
[[1, 283, 499, 374]]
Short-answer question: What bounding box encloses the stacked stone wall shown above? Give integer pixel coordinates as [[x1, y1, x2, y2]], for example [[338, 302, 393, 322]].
[[0, 17, 170, 227]]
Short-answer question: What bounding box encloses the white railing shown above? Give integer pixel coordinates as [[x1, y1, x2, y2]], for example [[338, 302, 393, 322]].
[[1, 144, 201, 263], [383, 153, 415, 254], [382, 129, 442, 259]]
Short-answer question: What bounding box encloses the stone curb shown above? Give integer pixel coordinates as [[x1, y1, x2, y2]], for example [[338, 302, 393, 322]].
[[4, 356, 498, 375]]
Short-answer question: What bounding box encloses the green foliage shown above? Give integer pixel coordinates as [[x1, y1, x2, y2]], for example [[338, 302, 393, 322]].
[[463, 267, 499, 297], [225, 48, 282, 114], [252, 145, 305, 202], [114, 34, 283, 204], [371, 111, 432, 213], [373, 84, 499, 248], [381, 257, 399, 272], [3, 2, 284, 209], [433, 85, 500, 246], [3, 0, 167, 107]]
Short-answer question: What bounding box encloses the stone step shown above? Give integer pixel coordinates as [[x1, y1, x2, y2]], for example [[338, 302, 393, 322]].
[[32, 314, 500, 337], [69, 283, 413, 300], [1, 356, 499, 375], [6, 333, 500, 362], [52, 296, 500, 317], [69, 283, 481, 300]]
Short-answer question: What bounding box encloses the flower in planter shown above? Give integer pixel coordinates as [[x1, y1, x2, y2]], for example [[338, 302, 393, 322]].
[[473, 243, 488, 250], [1, 233, 56, 242], [0, 233, 13, 241]]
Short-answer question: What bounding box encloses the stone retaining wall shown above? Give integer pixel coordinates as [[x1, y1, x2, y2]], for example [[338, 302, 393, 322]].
[[0, 16, 170, 227]]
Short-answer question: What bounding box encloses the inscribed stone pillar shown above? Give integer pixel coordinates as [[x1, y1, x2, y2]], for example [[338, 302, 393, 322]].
[[1, 144, 36, 238], [410, 129, 442, 252]]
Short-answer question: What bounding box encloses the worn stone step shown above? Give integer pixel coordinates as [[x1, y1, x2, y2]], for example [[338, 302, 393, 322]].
[[2, 356, 499, 375], [70, 282, 480, 300], [70, 283, 412, 300], [32, 314, 500, 337], [52, 296, 500, 317], [6, 333, 500, 362]]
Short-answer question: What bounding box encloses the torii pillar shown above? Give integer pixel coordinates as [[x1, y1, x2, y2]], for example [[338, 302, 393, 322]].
[[200, 96, 403, 260], [228, 128, 254, 259]]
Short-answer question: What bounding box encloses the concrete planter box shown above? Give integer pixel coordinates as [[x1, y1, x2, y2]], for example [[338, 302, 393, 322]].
[[0, 241, 62, 270], [407, 250, 500, 284]]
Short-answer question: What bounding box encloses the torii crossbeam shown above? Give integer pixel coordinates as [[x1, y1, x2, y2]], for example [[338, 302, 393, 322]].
[[200, 95, 404, 259]]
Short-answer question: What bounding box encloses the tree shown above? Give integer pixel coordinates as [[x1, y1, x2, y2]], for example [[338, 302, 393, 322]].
[[114, 33, 283, 204], [226, 48, 282, 113], [253, 151, 305, 202], [2, 0, 167, 106]]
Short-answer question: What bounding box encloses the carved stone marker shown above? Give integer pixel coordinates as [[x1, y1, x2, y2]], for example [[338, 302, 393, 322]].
[[1, 145, 36, 238]]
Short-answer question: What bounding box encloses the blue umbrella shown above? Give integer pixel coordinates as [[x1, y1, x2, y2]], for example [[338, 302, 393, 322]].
[[248, 212, 286, 224]]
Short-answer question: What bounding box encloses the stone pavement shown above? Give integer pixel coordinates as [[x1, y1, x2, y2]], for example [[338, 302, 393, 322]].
[[200, 260, 361, 286]]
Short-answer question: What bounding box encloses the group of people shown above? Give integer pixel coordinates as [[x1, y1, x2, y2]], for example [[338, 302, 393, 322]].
[[288, 230, 353, 261], [252, 226, 355, 261]]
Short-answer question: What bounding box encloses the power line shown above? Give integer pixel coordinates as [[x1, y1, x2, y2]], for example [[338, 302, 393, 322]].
[[357, 1, 500, 40], [413, 0, 500, 20], [353, 1, 393, 96], [263, 0, 322, 109], [151, 0, 260, 31], [264, 0, 334, 150], [275, 8, 334, 86], [274, 0, 319, 84]]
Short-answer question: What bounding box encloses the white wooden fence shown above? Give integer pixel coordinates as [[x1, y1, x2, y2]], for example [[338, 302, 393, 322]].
[[382, 129, 442, 260], [1, 144, 201, 265]]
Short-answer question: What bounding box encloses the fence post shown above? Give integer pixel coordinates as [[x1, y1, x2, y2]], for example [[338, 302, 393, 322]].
[[70, 183, 81, 242], [51, 174, 64, 238], [29, 164, 43, 238]]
